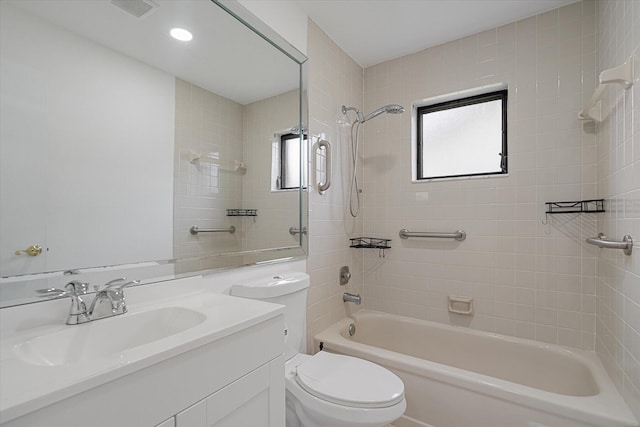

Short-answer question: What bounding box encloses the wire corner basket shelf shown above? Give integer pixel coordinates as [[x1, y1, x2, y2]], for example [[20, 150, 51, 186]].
[[545, 199, 605, 214], [226, 209, 258, 217], [350, 237, 391, 257]]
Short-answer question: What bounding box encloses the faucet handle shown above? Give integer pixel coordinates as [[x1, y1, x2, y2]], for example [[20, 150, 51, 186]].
[[103, 278, 139, 292], [101, 277, 127, 290], [36, 287, 67, 298], [64, 281, 89, 295]]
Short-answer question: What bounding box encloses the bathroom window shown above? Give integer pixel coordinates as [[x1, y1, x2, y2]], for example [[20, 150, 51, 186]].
[[416, 89, 507, 180], [274, 132, 308, 190]]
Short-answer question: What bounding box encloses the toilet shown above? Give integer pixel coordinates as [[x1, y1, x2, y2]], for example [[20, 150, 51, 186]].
[[230, 272, 406, 427]]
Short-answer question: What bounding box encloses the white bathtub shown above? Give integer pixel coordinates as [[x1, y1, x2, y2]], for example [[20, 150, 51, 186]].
[[314, 310, 638, 427]]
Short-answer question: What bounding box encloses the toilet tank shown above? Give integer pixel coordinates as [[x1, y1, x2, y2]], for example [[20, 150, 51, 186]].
[[230, 272, 310, 360]]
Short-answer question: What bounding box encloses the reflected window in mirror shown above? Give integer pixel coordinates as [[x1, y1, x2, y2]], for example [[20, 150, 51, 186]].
[[273, 132, 308, 190]]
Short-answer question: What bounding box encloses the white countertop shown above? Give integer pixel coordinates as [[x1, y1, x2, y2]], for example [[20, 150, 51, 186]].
[[0, 276, 284, 423]]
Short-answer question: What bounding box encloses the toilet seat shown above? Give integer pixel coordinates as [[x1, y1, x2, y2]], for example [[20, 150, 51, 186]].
[[294, 351, 404, 409]]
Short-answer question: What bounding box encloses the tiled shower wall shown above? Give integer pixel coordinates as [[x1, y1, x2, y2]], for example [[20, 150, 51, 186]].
[[174, 81, 302, 270], [242, 90, 301, 252], [306, 20, 365, 351], [173, 79, 244, 267], [360, 1, 600, 350], [594, 0, 640, 418]]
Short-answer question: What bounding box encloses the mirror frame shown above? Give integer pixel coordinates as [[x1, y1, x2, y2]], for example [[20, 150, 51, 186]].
[[0, 0, 308, 308]]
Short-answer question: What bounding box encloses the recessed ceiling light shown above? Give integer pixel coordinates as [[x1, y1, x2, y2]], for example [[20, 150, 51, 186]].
[[170, 28, 193, 42]]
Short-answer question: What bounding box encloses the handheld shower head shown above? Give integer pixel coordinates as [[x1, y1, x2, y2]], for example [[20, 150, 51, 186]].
[[362, 104, 405, 122]]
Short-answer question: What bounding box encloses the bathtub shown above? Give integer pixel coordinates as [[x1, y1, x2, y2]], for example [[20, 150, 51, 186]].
[[314, 310, 638, 427]]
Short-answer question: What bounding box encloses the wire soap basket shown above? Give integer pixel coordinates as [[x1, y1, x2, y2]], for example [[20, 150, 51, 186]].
[[350, 237, 391, 257]]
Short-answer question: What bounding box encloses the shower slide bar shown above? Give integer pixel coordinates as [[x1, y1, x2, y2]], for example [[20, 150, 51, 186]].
[[399, 229, 466, 241], [586, 233, 633, 255], [190, 226, 236, 235]]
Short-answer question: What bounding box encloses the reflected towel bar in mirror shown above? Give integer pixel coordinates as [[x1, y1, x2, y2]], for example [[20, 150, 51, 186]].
[[289, 226, 307, 236], [586, 233, 633, 255], [190, 226, 236, 235], [399, 229, 466, 241]]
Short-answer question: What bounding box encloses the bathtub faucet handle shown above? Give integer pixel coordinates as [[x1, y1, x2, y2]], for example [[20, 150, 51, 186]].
[[340, 266, 351, 285]]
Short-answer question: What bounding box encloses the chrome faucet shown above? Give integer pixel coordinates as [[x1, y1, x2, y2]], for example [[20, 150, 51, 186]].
[[88, 278, 139, 322], [64, 280, 91, 325], [39, 278, 139, 324], [343, 292, 361, 305]]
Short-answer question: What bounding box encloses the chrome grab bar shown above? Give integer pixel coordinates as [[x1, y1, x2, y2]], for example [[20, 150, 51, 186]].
[[586, 233, 633, 255], [317, 139, 331, 193], [289, 226, 307, 236], [399, 229, 466, 241], [190, 226, 236, 235]]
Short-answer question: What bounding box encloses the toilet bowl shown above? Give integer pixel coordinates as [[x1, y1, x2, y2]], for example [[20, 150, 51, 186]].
[[285, 353, 406, 427], [230, 272, 406, 427]]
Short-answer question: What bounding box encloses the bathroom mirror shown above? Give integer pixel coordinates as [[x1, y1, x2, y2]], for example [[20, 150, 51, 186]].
[[0, 0, 308, 307]]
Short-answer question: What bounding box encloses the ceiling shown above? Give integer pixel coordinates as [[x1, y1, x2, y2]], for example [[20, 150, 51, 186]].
[[296, 0, 580, 67], [7, 0, 299, 105]]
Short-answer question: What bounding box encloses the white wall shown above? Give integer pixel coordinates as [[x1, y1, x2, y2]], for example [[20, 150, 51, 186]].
[[594, 0, 640, 418], [0, 4, 174, 276], [238, 0, 308, 56]]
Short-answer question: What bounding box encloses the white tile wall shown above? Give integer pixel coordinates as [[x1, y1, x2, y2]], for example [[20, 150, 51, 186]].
[[360, 1, 600, 350], [174, 81, 302, 271], [594, 0, 640, 419], [173, 79, 244, 269], [305, 8, 639, 414], [242, 90, 301, 251], [306, 20, 365, 351]]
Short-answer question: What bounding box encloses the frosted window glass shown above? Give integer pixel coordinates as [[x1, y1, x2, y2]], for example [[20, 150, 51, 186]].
[[283, 138, 300, 188], [418, 90, 507, 180], [280, 134, 308, 189]]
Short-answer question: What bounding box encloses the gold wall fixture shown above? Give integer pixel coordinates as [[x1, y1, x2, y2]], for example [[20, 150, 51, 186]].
[[15, 245, 43, 256]]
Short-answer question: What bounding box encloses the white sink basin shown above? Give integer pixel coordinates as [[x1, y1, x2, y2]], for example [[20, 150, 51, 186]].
[[13, 306, 206, 366], [1, 277, 285, 424]]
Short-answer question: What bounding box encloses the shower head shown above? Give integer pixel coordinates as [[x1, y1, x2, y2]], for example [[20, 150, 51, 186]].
[[342, 105, 365, 123], [362, 104, 405, 122], [342, 104, 405, 124]]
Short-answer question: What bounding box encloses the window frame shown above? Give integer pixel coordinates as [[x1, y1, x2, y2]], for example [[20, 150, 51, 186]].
[[278, 132, 307, 190], [416, 89, 508, 181]]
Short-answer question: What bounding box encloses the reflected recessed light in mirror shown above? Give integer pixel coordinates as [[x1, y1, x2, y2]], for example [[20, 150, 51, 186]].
[[170, 28, 193, 42]]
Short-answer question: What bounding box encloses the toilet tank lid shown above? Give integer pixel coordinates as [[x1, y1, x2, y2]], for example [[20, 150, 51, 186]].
[[231, 272, 310, 299]]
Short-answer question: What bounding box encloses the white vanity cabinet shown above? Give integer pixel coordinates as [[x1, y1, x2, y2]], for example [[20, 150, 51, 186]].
[[175, 356, 284, 427], [2, 313, 285, 427]]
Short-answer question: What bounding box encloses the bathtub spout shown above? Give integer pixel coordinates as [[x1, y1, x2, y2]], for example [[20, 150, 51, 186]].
[[343, 292, 361, 305]]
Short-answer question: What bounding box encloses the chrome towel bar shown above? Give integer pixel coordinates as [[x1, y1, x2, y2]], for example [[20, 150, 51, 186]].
[[586, 233, 633, 255], [399, 229, 466, 241], [190, 226, 236, 235], [289, 226, 307, 236], [317, 139, 331, 193]]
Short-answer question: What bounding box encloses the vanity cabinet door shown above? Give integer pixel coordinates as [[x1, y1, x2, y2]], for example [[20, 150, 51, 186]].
[[155, 418, 176, 427], [176, 356, 284, 427], [175, 399, 206, 427]]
